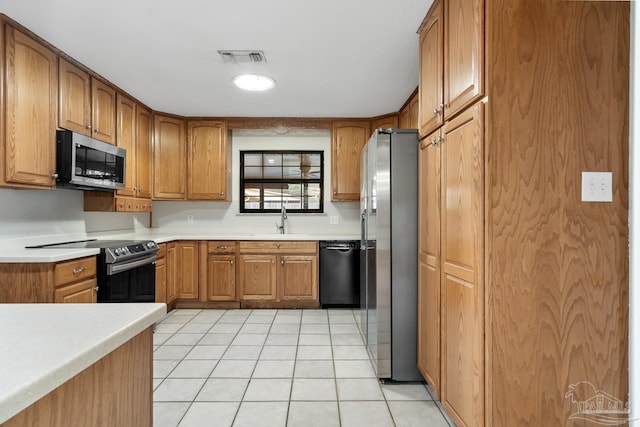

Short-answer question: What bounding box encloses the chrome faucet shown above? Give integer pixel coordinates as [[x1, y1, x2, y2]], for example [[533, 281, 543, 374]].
[[276, 205, 288, 234]]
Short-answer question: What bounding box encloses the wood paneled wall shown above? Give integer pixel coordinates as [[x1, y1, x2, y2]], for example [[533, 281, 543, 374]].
[[487, 1, 629, 425]]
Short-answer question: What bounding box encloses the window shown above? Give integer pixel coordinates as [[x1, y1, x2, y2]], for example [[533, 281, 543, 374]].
[[240, 151, 324, 213]]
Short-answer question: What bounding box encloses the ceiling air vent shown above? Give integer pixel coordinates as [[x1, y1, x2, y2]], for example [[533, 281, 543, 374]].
[[217, 50, 267, 64]]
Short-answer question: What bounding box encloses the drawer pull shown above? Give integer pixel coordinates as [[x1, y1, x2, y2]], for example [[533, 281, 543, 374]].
[[230, 260, 234, 265], [281, 260, 284, 265], [72, 267, 84, 274], [219, 245, 227, 250]]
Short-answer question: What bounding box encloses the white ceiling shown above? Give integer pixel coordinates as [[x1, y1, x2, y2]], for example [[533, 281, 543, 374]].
[[1, 0, 433, 118]]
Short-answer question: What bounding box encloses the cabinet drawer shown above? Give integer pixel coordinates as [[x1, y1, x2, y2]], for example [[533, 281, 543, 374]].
[[239, 241, 317, 254], [208, 241, 236, 254], [54, 256, 97, 286]]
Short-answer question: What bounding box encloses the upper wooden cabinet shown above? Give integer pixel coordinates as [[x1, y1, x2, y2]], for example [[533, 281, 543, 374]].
[[443, 0, 484, 120], [153, 114, 186, 199], [418, 0, 483, 136], [116, 94, 137, 197], [135, 106, 153, 199], [116, 94, 152, 200], [58, 59, 91, 136], [84, 96, 152, 212], [371, 114, 398, 132], [331, 120, 370, 201], [418, 0, 443, 137], [91, 79, 117, 144], [1, 26, 58, 189], [58, 58, 116, 144], [187, 120, 230, 200], [399, 92, 419, 129]]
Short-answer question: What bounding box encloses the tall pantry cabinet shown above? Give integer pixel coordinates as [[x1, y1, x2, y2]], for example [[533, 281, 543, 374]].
[[416, 1, 629, 426]]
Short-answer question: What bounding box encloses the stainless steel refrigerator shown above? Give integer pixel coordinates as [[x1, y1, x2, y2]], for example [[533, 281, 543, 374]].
[[358, 128, 422, 382]]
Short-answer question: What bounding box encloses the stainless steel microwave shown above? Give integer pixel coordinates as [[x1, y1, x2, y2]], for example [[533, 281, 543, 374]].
[[56, 130, 126, 191]]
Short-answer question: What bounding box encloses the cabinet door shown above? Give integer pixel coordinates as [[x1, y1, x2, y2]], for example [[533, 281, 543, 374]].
[[187, 121, 229, 200], [155, 256, 167, 303], [153, 114, 186, 199], [419, 0, 443, 137], [279, 255, 318, 301], [418, 131, 441, 397], [58, 58, 91, 136], [54, 279, 97, 303], [238, 255, 277, 301], [178, 241, 199, 300], [116, 94, 137, 197], [441, 102, 484, 427], [399, 107, 411, 129], [136, 106, 153, 199], [371, 115, 398, 131], [91, 78, 116, 144], [207, 255, 236, 301], [331, 121, 370, 201], [3, 27, 57, 189], [444, 0, 484, 119], [166, 243, 177, 304]]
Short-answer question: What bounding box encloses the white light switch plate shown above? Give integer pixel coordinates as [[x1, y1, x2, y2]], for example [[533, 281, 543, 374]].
[[581, 172, 612, 202], [329, 215, 340, 225]]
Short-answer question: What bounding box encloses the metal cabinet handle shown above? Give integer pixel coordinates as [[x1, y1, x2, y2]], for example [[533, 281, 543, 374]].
[[52, 173, 59, 179], [280, 260, 284, 265], [86, 125, 92, 130], [433, 108, 439, 115], [72, 267, 84, 274], [272, 260, 275, 264], [230, 260, 234, 265], [94, 286, 99, 292], [219, 245, 227, 250], [220, 191, 224, 196]]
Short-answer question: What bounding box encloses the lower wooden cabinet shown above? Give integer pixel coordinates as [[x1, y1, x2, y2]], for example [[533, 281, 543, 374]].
[[279, 255, 317, 301], [53, 256, 98, 303], [237, 241, 318, 306], [0, 256, 97, 303], [177, 241, 199, 300], [238, 255, 277, 301], [203, 241, 237, 302], [166, 242, 177, 304], [54, 279, 97, 303], [155, 243, 167, 304]]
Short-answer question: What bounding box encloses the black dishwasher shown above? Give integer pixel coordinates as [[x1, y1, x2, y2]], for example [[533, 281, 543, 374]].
[[319, 240, 360, 308]]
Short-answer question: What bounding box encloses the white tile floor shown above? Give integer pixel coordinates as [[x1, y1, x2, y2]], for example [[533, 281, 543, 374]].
[[153, 308, 453, 427]]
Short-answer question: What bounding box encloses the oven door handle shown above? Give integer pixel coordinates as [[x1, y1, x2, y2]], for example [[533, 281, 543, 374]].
[[107, 255, 157, 275]]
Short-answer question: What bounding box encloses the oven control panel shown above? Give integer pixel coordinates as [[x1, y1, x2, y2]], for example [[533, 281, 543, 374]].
[[104, 240, 159, 264]]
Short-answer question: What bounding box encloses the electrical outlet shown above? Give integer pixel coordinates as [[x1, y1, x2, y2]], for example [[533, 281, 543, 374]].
[[187, 215, 194, 224], [329, 215, 340, 225], [581, 172, 612, 202]]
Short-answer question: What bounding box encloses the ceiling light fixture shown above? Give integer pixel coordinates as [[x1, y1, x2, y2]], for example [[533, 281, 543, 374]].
[[232, 74, 276, 91]]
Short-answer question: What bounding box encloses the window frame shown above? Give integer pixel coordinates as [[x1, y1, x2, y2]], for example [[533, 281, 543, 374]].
[[239, 150, 324, 214]]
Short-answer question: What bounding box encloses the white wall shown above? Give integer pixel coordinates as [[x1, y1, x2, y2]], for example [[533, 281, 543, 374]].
[[0, 187, 149, 239], [152, 130, 361, 234]]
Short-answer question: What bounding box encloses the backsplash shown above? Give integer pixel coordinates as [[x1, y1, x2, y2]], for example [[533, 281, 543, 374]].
[[152, 131, 361, 234], [0, 131, 361, 240], [0, 187, 150, 239]]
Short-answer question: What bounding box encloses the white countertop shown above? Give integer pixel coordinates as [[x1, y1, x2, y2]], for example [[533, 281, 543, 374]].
[[0, 229, 360, 263], [0, 303, 166, 424]]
